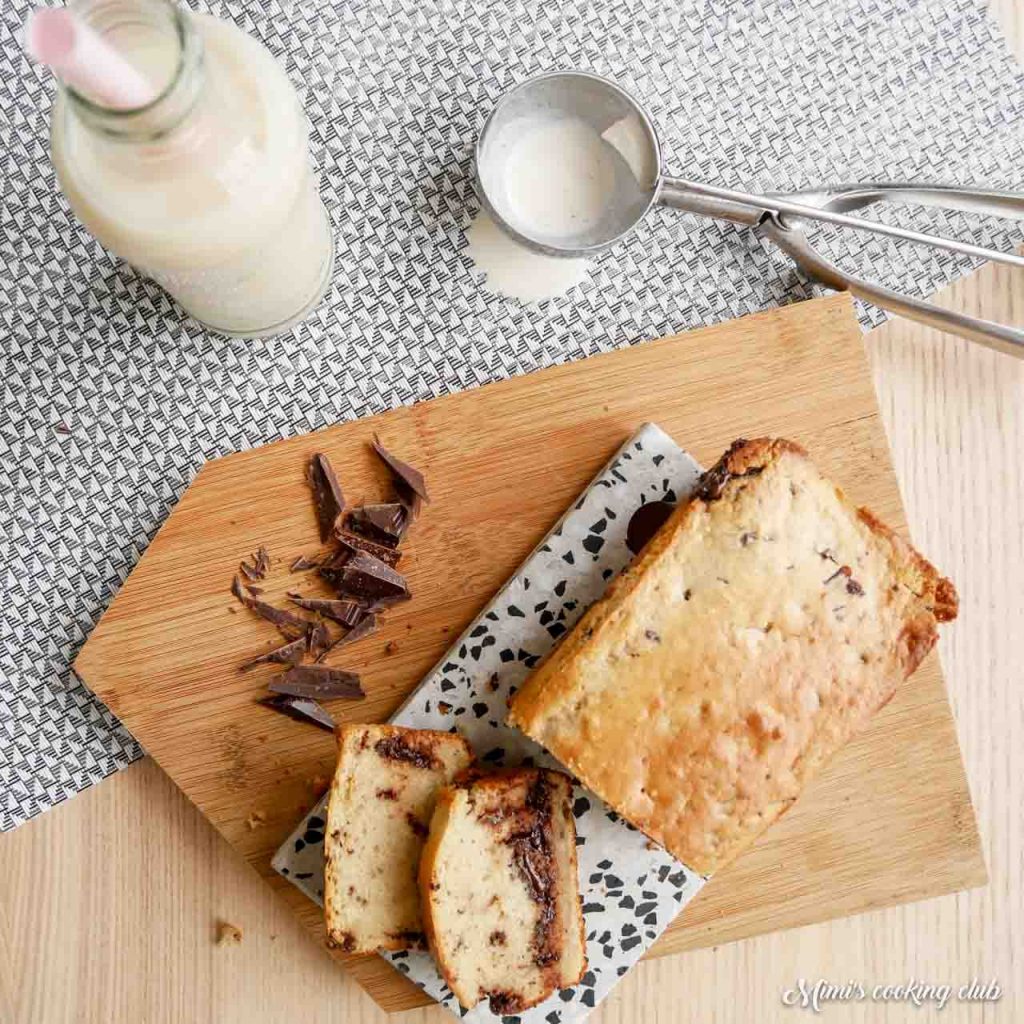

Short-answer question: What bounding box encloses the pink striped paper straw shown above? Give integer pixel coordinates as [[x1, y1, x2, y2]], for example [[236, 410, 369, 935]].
[[25, 7, 157, 110]]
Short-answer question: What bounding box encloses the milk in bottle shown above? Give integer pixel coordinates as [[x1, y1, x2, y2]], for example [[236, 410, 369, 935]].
[[49, 0, 334, 337]]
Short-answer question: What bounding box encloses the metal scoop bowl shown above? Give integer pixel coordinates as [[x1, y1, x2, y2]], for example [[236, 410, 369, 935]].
[[475, 70, 1024, 358]]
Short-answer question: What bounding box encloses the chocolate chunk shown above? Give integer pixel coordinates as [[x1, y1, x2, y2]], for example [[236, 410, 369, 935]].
[[239, 636, 307, 671], [345, 503, 407, 547], [258, 693, 336, 731], [306, 620, 334, 660], [371, 434, 430, 503], [289, 596, 365, 626], [307, 452, 346, 542], [336, 613, 378, 647], [269, 665, 365, 700], [487, 990, 525, 1015], [332, 529, 401, 568], [405, 812, 429, 838], [626, 500, 675, 555], [331, 551, 409, 604], [373, 735, 438, 769], [695, 439, 764, 502], [231, 576, 309, 640]]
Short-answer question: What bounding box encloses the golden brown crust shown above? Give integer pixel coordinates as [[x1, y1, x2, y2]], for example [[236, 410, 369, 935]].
[[508, 437, 958, 876]]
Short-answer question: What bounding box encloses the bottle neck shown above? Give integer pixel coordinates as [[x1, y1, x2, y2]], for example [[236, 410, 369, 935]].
[[64, 0, 204, 142]]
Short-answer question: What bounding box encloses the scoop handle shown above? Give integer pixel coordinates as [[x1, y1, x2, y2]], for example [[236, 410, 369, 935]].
[[659, 174, 1024, 270]]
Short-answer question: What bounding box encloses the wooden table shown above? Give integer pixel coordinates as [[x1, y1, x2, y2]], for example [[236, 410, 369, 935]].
[[3, 6, 1023, 1019]]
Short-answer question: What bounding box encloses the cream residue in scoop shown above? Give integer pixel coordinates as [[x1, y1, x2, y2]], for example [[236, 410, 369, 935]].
[[501, 116, 619, 243], [601, 113, 658, 190], [465, 111, 655, 302], [465, 210, 591, 303]]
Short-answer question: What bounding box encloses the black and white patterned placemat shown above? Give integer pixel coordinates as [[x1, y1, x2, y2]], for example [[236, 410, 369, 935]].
[[274, 424, 706, 1023], [3, 0, 1024, 830]]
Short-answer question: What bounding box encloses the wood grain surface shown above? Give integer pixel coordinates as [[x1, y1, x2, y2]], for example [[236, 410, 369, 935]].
[[3, 3, 1024, 1014], [62, 292, 979, 1013]]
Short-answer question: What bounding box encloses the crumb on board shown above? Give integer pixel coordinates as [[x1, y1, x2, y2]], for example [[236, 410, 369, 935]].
[[385, 640, 398, 654], [216, 921, 243, 946], [245, 810, 266, 830]]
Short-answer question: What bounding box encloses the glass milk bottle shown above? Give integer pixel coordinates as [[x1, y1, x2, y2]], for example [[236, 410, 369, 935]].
[[49, 0, 334, 337]]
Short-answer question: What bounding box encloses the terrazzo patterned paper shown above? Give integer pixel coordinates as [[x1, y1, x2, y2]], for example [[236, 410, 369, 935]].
[[274, 424, 707, 1023], [4, 0, 1024, 829]]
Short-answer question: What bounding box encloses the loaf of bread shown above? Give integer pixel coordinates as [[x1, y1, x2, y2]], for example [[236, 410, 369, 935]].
[[508, 438, 958, 876], [419, 768, 586, 1014], [324, 724, 472, 953]]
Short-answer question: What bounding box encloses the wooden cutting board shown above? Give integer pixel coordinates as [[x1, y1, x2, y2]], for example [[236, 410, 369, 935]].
[[74, 294, 985, 1013]]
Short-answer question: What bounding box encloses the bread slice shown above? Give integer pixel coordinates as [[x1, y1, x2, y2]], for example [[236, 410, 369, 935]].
[[324, 724, 472, 953], [420, 768, 587, 1014], [508, 438, 958, 876]]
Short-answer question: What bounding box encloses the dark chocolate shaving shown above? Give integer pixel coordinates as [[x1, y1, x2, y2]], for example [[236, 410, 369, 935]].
[[336, 613, 378, 647], [290, 554, 321, 572], [330, 551, 409, 604], [396, 481, 423, 520], [258, 693, 336, 731], [625, 500, 675, 555], [345, 503, 407, 547], [306, 620, 333, 660], [289, 596, 365, 627], [372, 434, 430, 503], [240, 545, 271, 581], [307, 452, 346, 542], [239, 637, 307, 671], [255, 545, 270, 576], [269, 665, 365, 701], [333, 529, 401, 568], [231, 576, 309, 640]]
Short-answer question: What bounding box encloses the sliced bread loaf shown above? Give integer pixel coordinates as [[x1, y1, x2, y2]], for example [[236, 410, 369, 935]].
[[419, 768, 586, 1014], [324, 724, 472, 953]]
